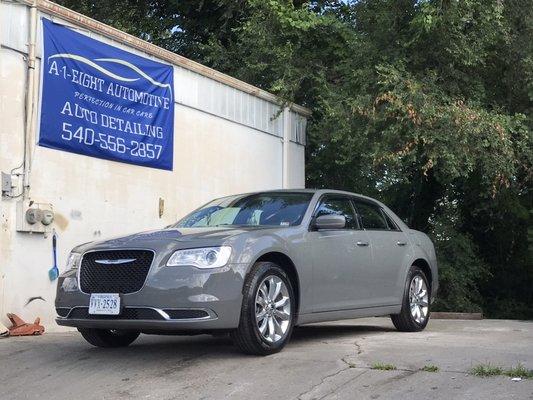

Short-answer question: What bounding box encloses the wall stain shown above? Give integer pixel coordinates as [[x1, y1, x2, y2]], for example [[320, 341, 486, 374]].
[[53, 212, 69, 230], [70, 209, 82, 220]]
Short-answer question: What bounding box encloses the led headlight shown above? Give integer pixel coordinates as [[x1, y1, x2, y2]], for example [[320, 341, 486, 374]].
[[65, 252, 82, 272], [167, 246, 232, 269]]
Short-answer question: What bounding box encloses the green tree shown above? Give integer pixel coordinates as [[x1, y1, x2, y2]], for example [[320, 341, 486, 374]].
[[56, 0, 249, 60], [55, 0, 533, 318]]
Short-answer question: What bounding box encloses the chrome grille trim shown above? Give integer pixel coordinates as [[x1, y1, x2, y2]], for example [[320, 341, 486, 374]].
[[58, 306, 216, 321]]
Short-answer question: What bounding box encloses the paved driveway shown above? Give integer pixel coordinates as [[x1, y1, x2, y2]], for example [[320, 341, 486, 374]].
[[1, 318, 532, 399]]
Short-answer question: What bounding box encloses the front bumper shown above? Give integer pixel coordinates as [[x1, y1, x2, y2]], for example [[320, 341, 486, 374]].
[[55, 262, 248, 331]]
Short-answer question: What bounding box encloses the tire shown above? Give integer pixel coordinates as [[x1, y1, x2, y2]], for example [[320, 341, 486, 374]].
[[78, 328, 140, 348], [391, 266, 431, 332], [231, 261, 296, 355]]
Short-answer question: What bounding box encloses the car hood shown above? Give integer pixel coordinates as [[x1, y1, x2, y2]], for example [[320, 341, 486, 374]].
[[73, 226, 269, 253]]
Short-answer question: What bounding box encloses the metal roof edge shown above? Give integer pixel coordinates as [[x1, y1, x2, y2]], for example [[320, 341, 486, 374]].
[[16, 0, 311, 117]]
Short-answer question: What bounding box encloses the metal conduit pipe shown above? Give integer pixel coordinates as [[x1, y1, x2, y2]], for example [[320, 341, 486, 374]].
[[22, 0, 38, 198]]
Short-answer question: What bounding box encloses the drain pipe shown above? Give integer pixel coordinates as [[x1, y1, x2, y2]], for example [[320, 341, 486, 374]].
[[22, 0, 38, 198], [282, 108, 290, 189]]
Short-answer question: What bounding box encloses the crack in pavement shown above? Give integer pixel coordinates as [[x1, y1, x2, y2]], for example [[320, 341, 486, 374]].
[[295, 364, 351, 400], [347, 366, 487, 376], [294, 364, 486, 400], [295, 340, 365, 400], [296, 334, 499, 400], [379, 368, 418, 385], [313, 369, 369, 400], [354, 340, 363, 355], [317, 371, 367, 400]]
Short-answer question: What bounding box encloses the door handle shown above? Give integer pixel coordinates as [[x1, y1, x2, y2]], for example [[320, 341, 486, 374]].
[[356, 241, 369, 247], [396, 241, 407, 246]]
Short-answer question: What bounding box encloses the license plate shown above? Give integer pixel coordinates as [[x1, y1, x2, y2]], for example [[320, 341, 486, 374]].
[[89, 293, 121, 315]]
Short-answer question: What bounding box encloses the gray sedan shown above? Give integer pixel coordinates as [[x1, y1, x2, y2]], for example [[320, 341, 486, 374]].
[[56, 189, 438, 355]]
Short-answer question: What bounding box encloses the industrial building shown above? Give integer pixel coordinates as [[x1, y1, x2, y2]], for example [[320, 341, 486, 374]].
[[0, 0, 309, 330]]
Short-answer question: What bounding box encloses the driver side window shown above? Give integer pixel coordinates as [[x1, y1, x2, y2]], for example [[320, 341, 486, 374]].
[[315, 197, 358, 229]]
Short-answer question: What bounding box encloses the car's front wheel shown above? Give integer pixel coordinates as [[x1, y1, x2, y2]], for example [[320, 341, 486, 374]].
[[78, 328, 140, 348], [231, 261, 295, 355], [391, 266, 431, 332]]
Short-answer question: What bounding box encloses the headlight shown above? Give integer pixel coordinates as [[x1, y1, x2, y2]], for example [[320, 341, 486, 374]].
[[65, 252, 81, 272], [166, 246, 232, 269]]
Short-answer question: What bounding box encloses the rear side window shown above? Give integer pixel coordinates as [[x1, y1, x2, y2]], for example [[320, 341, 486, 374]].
[[383, 211, 400, 231], [354, 201, 388, 230], [315, 197, 358, 229]]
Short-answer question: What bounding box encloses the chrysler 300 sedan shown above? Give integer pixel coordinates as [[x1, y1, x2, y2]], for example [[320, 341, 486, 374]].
[[56, 189, 438, 355]]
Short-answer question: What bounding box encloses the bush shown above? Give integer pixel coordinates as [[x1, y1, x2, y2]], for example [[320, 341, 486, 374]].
[[431, 221, 488, 313]]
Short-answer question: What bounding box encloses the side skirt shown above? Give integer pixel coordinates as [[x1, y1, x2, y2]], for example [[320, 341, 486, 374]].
[[296, 304, 401, 325]]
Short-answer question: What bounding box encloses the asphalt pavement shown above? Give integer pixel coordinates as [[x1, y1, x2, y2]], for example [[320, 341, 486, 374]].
[[1, 318, 531, 399]]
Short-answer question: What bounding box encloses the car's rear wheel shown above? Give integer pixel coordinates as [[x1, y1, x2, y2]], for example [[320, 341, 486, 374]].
[[78, 328, 140, 347], [231, 261, 295, 355], [391, 266, 430, 332]]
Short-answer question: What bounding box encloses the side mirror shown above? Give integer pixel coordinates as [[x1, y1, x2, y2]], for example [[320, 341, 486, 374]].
[[314, 214, 346, 230]]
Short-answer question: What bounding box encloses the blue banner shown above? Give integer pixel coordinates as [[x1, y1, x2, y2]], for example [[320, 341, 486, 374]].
[[39, 19, 174, 170]]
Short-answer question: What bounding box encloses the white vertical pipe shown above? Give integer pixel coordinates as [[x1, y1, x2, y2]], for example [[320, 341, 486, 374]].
[[23, 0, 38, 198], [282, 107, 290, 188]]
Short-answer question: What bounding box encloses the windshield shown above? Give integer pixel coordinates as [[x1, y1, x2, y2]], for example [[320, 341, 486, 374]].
[[175, 192, 313, 228]]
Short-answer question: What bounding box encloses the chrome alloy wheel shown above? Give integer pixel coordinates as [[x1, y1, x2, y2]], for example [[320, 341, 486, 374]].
[[409, 275, 429, 324], [255, 275, 291, 343]]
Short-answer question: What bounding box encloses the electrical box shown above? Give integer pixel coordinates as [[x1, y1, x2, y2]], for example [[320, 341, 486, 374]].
[[1, 172, 13, 197], [16, 200, 55, 233]]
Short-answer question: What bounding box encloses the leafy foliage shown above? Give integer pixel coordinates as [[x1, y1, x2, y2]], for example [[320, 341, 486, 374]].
[[371, 362, 397, 371], [470, 364, 504, 377], [56, 0, 533, 318], [420, 365, 439, 372], [504, 363, 533, 379]]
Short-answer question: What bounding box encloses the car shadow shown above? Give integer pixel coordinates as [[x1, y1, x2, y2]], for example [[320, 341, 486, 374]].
[[72, 323, 394, 363], [291, 323, 395, 343], [75, 334, 239, 366]]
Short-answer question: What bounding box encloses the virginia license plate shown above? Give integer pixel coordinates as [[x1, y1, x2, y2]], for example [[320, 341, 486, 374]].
[[88, 293, 121, 315]]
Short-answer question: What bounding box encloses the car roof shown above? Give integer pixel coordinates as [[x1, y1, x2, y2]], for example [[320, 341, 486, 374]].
[[227, 188, 378, 202]]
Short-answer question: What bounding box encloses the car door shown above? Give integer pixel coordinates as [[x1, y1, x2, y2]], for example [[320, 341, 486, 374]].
[[305, 195, 373, 312], [352, 199, 410, 306]]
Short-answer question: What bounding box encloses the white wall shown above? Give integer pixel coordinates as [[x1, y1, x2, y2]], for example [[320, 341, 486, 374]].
[[0, 1, 306, 331], [288, 142, 306, 189]]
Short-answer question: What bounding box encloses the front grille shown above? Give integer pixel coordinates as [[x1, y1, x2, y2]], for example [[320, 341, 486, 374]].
[[79, 250, 154, 294], [68, 307, 163, 320]]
